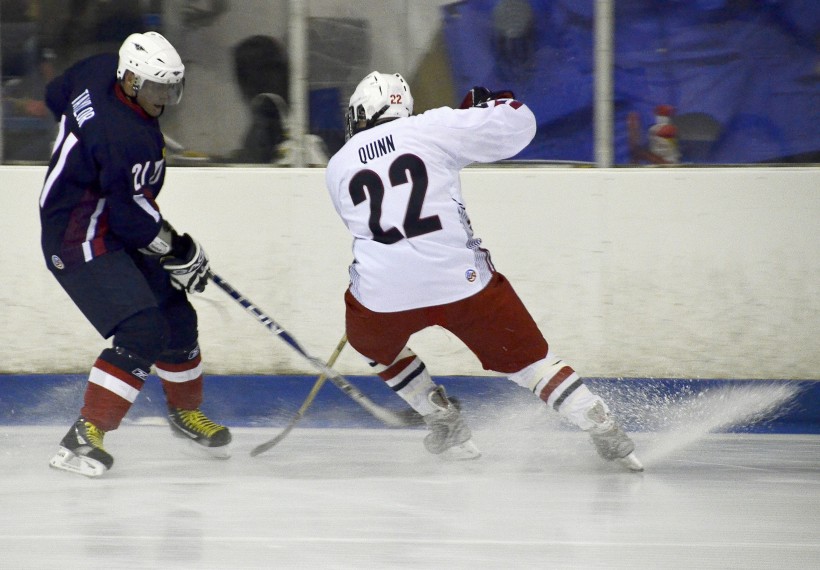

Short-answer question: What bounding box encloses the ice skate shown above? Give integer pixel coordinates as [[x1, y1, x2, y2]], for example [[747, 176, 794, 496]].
[[168, 407, 232, 458], [423, 386, 481, 460], [586, 402, 643, 472], [49, 417, 113, 477]]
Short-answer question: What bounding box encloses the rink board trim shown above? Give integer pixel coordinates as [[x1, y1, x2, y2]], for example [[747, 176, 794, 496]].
[[0, 375, 817, 433]]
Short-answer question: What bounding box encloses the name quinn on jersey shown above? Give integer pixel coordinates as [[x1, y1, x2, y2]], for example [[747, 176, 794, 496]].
[[358, 134, 396, 164]]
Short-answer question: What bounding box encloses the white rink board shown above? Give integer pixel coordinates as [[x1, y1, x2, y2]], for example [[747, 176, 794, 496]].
[[2, 166, 818, 378]]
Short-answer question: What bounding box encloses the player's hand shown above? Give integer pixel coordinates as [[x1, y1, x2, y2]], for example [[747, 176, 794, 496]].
[[161, 234, 210, 293], [459, 87, 492, 109], [459, 87, 516, 109], [490, 89, 515, 101]]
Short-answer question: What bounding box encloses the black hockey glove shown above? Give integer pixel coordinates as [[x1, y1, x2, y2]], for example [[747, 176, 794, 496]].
[[161, 233, 210, 294], [458, 86, 516, 109], [140, 220, 210, 293]]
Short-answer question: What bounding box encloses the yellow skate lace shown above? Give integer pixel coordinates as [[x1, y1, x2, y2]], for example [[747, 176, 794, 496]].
[[177, 409, 224, 438], [82, 421, 107, 450]]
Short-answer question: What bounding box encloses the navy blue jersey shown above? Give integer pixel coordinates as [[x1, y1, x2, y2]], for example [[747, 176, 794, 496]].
[[39, 53, 168, 272]]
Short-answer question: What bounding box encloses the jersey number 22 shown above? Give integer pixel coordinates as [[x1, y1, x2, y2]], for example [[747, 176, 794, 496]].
[[348, 154, 442, 244]]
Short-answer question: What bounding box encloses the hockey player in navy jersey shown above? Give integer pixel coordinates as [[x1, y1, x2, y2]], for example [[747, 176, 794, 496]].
[[326, 73, 643, 470], [40, 32, 231, 477]]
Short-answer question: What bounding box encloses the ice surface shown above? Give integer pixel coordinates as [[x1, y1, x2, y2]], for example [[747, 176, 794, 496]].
[[1, 425, 818, 569]]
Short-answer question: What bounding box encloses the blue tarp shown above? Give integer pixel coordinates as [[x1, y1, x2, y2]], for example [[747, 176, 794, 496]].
[[442, 0, 819, 163]]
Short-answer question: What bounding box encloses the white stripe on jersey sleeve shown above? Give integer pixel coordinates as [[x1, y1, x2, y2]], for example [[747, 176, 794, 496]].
[[132, 193, 161, 222], [40, 128, 78, 208]]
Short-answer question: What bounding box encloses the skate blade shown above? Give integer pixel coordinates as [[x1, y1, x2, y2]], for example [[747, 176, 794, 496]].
[[618, 452, 644, 472], [439, 440, 482, 461], [49, 447, 108, 478], [174, 436, 232, 459]]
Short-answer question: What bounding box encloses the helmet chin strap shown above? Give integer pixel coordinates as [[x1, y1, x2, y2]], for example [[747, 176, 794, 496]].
[[367, 104, 390, 128]]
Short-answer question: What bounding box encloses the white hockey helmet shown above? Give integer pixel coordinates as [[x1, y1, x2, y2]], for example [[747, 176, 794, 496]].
[[117, 32, 185, 105], [345, 71, 413, 140]]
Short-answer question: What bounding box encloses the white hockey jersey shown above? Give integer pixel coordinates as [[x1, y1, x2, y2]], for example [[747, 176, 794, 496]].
[[325, 99, 537, 312]]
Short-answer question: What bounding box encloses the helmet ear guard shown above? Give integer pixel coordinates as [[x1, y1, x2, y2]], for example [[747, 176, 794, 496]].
[[345, 104, 363, 141], [345, 103, 390, 141]]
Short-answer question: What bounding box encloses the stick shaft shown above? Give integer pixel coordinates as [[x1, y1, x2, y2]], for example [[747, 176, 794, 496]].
[[208, 271, 418, 427], [250, 334, 348, 457]]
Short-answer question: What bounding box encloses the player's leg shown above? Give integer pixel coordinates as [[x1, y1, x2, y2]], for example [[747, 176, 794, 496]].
[[446, 273, 642, 471], [370, 345, 480, 460], [142, 256, 231, 457], [344, 290, 479, 460], [48, 251, 163, 476], [508, 357, 642, 470]]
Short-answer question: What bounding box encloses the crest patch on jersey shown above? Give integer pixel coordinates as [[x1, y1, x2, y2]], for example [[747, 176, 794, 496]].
[[465, 269, 477, 282]]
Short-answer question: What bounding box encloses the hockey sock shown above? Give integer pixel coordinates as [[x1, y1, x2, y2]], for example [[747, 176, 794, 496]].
[[81, 347, 151, 431], [508, 354, 607, 429], [371, 348, 440, 415], [156, 344, 204, 410]]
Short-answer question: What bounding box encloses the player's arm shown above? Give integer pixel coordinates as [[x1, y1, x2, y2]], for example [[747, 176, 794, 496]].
[[446, 86, 537, 163], [100, 146, 210, 294], [98, 148, 166, 248]]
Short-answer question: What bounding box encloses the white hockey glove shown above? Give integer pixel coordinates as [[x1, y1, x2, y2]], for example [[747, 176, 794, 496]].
[[160, 233, 210, 294]]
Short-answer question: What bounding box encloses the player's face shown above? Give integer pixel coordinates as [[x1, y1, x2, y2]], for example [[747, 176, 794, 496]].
[[136, 79, 184, 117]]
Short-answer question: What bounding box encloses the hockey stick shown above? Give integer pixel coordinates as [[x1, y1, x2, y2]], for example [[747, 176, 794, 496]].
[[250, 333, 348, 457], [207, 271, 421, 428]]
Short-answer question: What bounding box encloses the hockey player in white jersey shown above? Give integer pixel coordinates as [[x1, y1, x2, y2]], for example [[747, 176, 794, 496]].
[[326, 72, 642, 471]]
